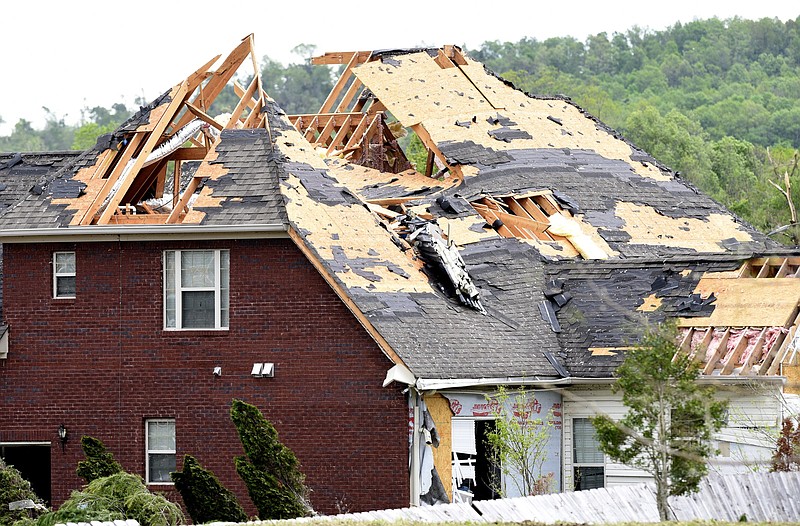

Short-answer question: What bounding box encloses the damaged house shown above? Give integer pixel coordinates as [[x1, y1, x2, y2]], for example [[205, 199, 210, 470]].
[[1, 36, 799, 513]]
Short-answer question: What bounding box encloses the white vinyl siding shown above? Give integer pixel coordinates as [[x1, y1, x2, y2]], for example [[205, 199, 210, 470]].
[[163, 249, 229, 330]]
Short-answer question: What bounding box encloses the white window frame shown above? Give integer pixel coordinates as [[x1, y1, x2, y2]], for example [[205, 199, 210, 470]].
[[572, 417, 605, 490], [145, 419, 175, 485], [163, 249, 229, 330], [53, 251, 76, 299]]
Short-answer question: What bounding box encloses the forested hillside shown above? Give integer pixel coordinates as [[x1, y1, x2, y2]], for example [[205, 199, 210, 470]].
[[2, 17, 799, 243]]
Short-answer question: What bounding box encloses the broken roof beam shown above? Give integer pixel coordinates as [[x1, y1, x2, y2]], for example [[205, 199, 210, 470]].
[[97, 82, 191, 224], [77, 133, 146, 225], [318, 52, 372, 113]]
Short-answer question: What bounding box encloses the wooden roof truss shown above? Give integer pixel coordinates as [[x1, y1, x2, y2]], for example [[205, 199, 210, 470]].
[[73, 36, 270, 225], [288, 48, 470, 177]]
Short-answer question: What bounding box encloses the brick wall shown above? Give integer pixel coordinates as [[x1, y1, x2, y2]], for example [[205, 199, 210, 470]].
[[0, 238, 409, 515]]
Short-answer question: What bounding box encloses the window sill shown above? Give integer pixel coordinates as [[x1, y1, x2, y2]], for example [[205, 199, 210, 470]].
[[162, 328, 230, 336], [52, 297, 76, 301]]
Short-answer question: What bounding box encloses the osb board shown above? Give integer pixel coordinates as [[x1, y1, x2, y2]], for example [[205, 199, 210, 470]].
[[437, 215, 498, 246], [352, 52, 494, 127], [783, 365, 800, 394], [327, 160, 459, 198], [282, 173, 431, 293], [615, 203, 753, 252], [637, 293, 663, 312], [678, 278, 800, 328], [423, 109, 669, 183], [424, 393, 454, 500]]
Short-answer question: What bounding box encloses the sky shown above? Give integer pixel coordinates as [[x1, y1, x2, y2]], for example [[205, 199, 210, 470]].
[[1, 1, 797, 135]]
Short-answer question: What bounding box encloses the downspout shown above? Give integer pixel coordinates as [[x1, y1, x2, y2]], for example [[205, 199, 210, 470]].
[[410, 388, 421, 507]]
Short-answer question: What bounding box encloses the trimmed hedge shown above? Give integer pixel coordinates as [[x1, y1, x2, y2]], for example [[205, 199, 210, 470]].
[[76, 436, 123, 483]]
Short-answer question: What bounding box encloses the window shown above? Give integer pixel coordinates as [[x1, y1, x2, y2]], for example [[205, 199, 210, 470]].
[[145, 419, 175, 484], [573, 418, 604, 490], [53, 252, 76, 298], [163, 249, 229, 330]]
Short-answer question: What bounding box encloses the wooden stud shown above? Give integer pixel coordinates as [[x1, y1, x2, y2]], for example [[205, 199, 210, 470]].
[[98, 82, 191, 224], [740, 328, 768, 375], [226, 75, 259, 129], [679, 328, 694, 353], [185, 102, 224, 131], [172, 37, 254, 132], [78, 133, 145, 225], [315, 116, 339, 148], [154, 160, 168, 199], [326, 115, 354, 155], [534, 194, 560, 216], [766, 308, 800, 375], [756, 261, 772, 278], [342, 114, 371, 153], [336, 78, 364, 113], [720, 330, 752, 375], [688, 327, 713, 362], [703, 327, 731, 375], [777, 258, 791, 278], [319, 53, 362, 113], [434, 49, 457, 69], [167, 177, 202, 224]]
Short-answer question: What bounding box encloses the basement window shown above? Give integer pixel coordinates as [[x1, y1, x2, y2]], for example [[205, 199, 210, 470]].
[[145, 419, 175, 484], [53, 252, 76, 299], [163, 249, 229, 330]]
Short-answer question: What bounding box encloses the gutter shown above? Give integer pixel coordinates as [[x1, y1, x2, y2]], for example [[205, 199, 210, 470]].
[[413, 374, 785, 391], [0, 223, 289, 243]]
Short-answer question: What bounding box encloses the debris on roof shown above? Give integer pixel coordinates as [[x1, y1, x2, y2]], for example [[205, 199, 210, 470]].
[[4, 40, 800, 382]]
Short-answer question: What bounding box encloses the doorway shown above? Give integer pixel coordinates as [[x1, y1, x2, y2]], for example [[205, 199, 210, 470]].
[[1, 444, 52, 505]]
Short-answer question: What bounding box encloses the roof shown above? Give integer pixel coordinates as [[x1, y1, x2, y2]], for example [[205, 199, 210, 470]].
[[2, 40, 799, 383]]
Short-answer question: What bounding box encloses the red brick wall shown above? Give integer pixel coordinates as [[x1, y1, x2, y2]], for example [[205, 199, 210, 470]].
[[0, 238, 409, 515]]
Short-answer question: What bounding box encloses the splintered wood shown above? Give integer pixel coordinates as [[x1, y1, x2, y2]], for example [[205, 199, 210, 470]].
[[67, 35, 270, 226]]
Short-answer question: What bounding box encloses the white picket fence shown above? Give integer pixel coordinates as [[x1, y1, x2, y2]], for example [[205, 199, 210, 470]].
[[251, 471, 800, 524]]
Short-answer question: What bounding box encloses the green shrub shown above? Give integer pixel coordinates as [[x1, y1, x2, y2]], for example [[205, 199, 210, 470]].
[[230, 399, 312, 519], [0, 458, 46, 526], [76, 436, 123, 483], [171, 455, 247, 524], [36, 473, 183, 526]]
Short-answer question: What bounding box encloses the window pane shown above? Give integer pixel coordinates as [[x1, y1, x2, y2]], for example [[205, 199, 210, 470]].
[[181, 251, 214, 287], [56, 276, 76, 297], [574, 466, 604, 491], [55, 252, 75, 274], [164, 252, 176, 328], [148, 421, 175, 450], [574, 418, 604, 464], [182, 291, 215, 328], [220, 251, 229, 327], [149, 453, 176, 483]]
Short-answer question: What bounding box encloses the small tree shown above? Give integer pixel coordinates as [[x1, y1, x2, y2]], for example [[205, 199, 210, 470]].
[[592, 323, 727, 521], [171, 455, 247, 524], [485, 386, 555, 497], [76, 436, 123, 483], [230, 399, 312, 519], [771, 417, 800, 472], [0, 458, 46, 525]]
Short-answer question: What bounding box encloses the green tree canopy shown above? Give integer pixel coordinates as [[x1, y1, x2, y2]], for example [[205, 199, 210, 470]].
[[592, 323, 728, 520]]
